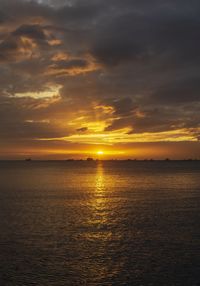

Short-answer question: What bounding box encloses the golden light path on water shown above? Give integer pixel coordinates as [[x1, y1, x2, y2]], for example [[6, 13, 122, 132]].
[[82, 162, 123, 282], [86, 162, 112, 240]]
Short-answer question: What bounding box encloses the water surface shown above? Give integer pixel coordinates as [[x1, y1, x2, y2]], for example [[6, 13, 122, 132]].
[[0, 161, 199, 285]]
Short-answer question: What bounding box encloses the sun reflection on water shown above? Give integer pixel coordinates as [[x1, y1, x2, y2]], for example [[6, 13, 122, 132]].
[[82, 162, 124, 282], [94, 162, 105, 204], [85, 162, 113, 241]]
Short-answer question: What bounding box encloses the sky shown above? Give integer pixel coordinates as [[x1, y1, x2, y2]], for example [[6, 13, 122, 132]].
[[0, 0, 200, 159]]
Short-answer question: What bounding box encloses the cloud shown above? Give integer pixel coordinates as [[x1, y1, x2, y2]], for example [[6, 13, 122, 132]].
[[151, 77, 200, 104], [76, 127, 88, 132], [0, 0, 199, 156], [0, 24, 50, 63], [13, 24, 47, 40]]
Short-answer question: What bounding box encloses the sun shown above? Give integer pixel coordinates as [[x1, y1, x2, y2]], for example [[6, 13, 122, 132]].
[[97, 150, 104, 155]]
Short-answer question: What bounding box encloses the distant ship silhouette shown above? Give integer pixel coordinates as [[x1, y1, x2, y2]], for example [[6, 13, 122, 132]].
[[86, 157, 94, 161]]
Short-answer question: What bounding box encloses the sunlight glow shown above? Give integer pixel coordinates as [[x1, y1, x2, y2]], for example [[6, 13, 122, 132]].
[[39, 128, 198, 144], [14, 85, 61, 99], [97, 150, 104, 155]]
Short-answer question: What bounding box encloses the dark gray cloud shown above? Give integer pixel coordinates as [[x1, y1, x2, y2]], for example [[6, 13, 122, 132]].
[[90, 3, 200, 67], [13, 24, 47, 41], [51, 59, 89, 70], [0, 37, 19, 62], [151, 77, 200, 104]]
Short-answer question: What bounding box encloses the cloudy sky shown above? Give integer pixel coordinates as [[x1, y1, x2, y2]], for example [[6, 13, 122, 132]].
[[0, 0, 200, 159]]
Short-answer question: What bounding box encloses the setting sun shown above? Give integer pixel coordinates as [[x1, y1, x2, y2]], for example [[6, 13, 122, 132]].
[[97, 150, 104, 155]]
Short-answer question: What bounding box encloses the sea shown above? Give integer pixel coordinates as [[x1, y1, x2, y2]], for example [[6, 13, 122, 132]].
[[0, 160, 199, 286]]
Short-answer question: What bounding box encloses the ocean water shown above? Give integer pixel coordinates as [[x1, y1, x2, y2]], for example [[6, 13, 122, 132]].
[[0, 161, 199, 286]]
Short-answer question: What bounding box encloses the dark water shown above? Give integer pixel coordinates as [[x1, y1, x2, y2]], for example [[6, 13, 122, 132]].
[[0, 161, 199, 286]]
